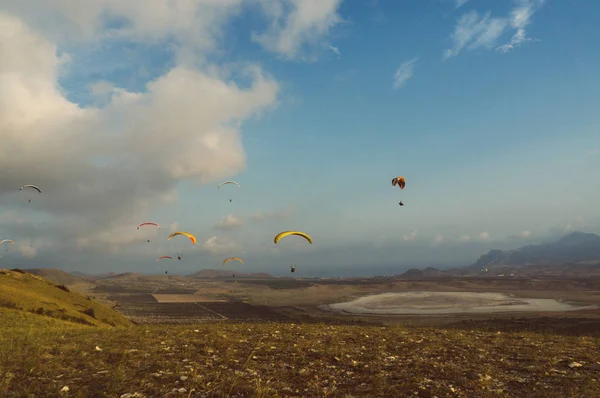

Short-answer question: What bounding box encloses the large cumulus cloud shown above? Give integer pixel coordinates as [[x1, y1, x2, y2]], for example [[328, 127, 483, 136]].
[[0, 11, 279, 259]]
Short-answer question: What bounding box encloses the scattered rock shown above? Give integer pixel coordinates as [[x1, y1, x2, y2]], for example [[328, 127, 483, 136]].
[[180, 375, 188, 381], [568, 362, 583, 369], [95, 346, 102, 351], [60, 386, 69, 393]]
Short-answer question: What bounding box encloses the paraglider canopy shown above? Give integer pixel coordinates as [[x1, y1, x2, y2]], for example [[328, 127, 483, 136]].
[[223, 257, 243, 266], [137, 222, 159, 230], [20, 184, 41, 193], [274, 231, 313, 244], [392, 176, 406, 189], [217, 181, 240, 190], [168, 232, 197, 244], [20, 184, 41, 202]]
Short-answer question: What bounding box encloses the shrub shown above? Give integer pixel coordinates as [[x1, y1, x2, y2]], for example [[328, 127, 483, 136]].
[[81, 308, 96, 318], [56, 284, 70, 292]]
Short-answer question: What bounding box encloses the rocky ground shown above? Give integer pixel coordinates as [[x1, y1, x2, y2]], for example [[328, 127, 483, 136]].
[[1, 311, 599, 397]]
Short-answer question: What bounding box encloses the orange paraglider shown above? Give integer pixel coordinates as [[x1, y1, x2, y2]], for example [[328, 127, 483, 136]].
[[392, 176, 405, 189]]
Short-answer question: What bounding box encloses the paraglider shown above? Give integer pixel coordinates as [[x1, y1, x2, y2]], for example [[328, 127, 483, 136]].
[[391, 176, 405, 189], [157, 256, 173, 261], [20, 184, 41, 203], [392, 176, 406, 206], [177, 255, 182, 260], [223, 257, 243, 266], [217, 180, 240, 202], [1, 239, 14, 252], [291, 265, 296, 273], [274, 231, 313, 244], [138, 222, 160, 242], [217, 181, 240, 190], [137, 222, 159, 230], [168, 232, 197, 244]]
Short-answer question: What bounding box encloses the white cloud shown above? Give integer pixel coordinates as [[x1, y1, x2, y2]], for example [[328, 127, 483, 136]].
[[497, 0, 544, 53], [0, 210, 29, 225], [444, 11, 508, 58], [478, 231, 490, 239], [0, 11, 279, 255], [214, 214, 245, 230], [248, 203, 295, 222], [89, 81, 115, 98], [327, 44, 340, 56], [201, 236, 242, 255], [444, 1, 543, 58], [1, 0, 246, 54], [455, 0, 470, 9], [432, 234, 444, 245], [520, 230, 532, 238], [403, 230, 418, 241], [511, 230, 532, 239], [251, 0, 344, 60], [18, 240, 38, 258], [458, 234, 471, 242], [588, 149, 599, 156], [393, 57, 417, 90]]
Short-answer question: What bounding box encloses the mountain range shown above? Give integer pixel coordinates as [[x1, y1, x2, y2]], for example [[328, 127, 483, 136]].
[[469, 232, 600, 270]]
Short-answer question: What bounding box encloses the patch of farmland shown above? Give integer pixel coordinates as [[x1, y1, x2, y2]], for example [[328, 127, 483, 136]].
[[110, 294, 295, 324], [152, 294, 225, 303]]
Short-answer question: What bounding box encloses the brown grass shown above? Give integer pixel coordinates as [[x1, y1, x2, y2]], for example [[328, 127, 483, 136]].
[[1, 307, 599, 397]]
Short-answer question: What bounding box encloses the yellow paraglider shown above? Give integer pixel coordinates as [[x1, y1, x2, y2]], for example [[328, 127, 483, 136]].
[[167, 232, 197, 244], [223, 257, 243, 266], [274, 231, 313, 244]]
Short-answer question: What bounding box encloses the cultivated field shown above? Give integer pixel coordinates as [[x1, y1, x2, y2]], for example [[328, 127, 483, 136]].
[[87, 274, 600, 331]]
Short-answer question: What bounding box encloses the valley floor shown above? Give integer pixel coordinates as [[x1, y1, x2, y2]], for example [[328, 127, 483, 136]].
[[1, 309, 599, 398]]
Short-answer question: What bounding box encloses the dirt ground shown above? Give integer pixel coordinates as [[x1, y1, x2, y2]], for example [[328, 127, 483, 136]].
[[87, 276, 600, 334]]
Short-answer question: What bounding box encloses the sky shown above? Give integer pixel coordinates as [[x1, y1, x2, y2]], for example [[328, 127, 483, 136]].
[[0, 0, 598, 277]]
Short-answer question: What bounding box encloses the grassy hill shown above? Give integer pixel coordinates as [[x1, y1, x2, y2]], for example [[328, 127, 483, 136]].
[[0, 268, 131, 328], [24, 267, 87, 285]]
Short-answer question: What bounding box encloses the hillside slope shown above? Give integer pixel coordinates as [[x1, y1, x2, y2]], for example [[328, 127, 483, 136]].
[[0, 269, 131, 328]]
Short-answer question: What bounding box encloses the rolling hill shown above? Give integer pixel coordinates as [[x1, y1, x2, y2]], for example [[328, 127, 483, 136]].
[[24, 267, 88, 285], [0, 268, 131, 328], [469, 232, 600, 270], [398, 267, 447, 278]]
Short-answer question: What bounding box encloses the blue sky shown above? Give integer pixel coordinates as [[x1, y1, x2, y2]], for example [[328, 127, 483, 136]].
[[0, 0, 598, 276]]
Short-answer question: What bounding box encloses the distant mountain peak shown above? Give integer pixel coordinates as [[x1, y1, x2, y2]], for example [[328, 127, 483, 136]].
[[469, 231, 600, 269], [557, 231, 600, 245]]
